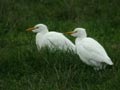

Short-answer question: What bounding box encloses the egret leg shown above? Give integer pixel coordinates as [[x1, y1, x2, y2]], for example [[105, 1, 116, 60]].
[[102, 63, 107, 69], [94, 67, 100, 71]]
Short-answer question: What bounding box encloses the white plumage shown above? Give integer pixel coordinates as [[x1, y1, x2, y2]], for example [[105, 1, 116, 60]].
[[66, 28, 113, 70], [26, 24, 75, 51]]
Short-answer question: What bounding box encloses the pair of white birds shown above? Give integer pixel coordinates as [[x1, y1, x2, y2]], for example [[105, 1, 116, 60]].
[[26, 24, 113, 70]]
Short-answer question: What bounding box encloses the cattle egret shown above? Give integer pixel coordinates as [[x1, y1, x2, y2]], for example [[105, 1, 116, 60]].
[[26, 24, 75, 51], [65, 28, 113, 70]]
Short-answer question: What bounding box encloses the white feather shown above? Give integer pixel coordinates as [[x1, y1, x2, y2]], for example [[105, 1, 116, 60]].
[[70, 28, 113, 70], [30, 24, 75, 51], [36, 31, 75, 51]]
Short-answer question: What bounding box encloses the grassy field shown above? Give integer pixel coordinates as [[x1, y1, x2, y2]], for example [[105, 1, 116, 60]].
[[0, 0, 120, 90]]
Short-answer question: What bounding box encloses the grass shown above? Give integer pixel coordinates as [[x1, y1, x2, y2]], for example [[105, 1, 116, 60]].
[[0, 0, 120, 90]]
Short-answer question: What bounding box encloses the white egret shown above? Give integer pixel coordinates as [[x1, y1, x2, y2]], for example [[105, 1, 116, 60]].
[[66, 28, 113, 70], [26, 24, 75, 51]]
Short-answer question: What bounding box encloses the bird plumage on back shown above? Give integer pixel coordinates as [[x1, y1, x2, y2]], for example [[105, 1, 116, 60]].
[[26, 24, 75, 52], [65, 28, 113, 70]]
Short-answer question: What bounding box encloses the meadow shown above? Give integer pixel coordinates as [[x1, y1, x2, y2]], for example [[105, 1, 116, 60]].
[[0, 0, 120, 90]]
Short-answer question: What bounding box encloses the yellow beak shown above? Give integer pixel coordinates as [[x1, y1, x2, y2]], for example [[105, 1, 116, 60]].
[[65, 31, 74, 34], [26, 27, 35, 32]]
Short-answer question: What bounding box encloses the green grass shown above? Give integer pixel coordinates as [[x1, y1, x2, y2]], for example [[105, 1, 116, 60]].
[[0, 0, 120, 90]]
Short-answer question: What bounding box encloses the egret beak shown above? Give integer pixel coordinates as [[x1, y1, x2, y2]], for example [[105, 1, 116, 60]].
[[65, 31, 75, 35], [26, 27, 35, 32]]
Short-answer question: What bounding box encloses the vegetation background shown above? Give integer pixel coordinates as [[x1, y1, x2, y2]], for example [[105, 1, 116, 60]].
[[0, 0, 120, 90]]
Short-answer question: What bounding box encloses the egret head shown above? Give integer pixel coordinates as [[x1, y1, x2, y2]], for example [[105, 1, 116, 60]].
[[26, 24, 48, 34], [66, 28, 87, 38]]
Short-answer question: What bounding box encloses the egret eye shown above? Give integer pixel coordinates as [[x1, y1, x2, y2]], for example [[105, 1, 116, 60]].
[[74, 31, 77, 33], [36, 27, 39, 29]]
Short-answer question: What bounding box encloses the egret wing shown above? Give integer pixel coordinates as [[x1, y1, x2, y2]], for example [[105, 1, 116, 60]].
[[77, 38, 110, 63], [41, 32, 75, 51]]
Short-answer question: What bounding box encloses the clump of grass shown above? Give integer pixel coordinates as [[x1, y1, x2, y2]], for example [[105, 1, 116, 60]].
[[0, 38, 117, 90]]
